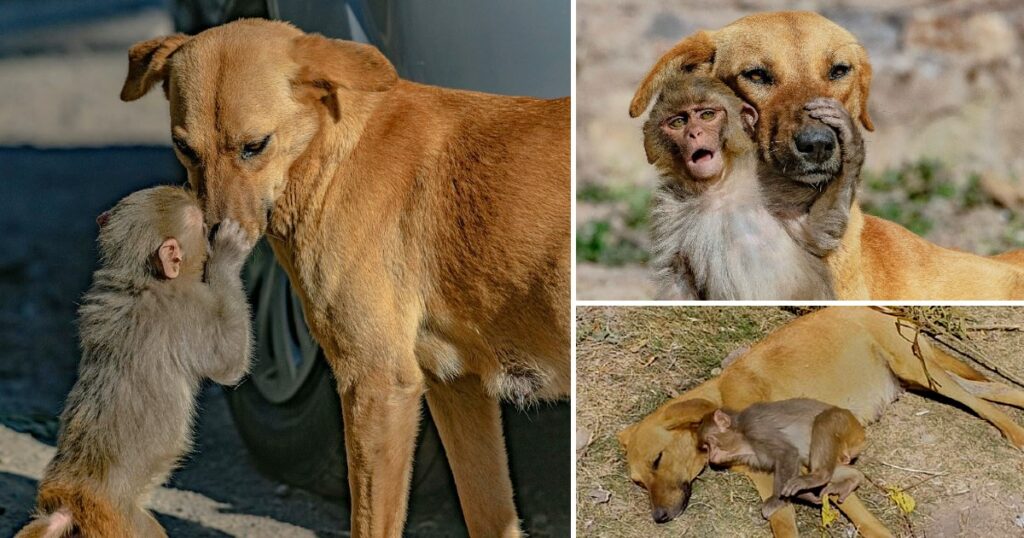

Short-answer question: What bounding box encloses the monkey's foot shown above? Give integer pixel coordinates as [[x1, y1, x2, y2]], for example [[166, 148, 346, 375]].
[[761, 497, 788, 519]]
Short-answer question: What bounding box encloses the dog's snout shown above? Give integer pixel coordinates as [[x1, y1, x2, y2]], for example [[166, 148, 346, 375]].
[[793, 124, 836, 164], [652, 508, 672, 524]]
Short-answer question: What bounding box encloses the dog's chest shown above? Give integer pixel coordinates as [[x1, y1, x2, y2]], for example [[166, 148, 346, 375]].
[[652, 177, 812, 300]]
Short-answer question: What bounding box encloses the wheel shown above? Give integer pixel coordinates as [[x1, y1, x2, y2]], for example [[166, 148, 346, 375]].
[[225, 240, 448, 498]]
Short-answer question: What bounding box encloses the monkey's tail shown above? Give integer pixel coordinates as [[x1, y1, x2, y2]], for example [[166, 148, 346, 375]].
[[15, 480, 130, 538]]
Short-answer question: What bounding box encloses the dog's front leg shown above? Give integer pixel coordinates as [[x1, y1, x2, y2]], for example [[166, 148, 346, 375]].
[[831, 493, 893, 538], [338, 361, 426, 538], [734, 467, 799, 537], [425, 375, 521, 538]]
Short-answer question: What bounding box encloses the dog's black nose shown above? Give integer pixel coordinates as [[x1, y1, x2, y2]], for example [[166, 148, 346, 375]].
[[793, 124, 836, 164], [652, 508, 671, 524]]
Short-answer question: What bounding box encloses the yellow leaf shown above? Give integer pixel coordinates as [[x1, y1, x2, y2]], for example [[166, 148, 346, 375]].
[[821, 494, 839, 528], [887, 487, 916, 514]]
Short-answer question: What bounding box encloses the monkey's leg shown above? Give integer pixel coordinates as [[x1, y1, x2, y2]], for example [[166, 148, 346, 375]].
[[782, 409, 852, 497], [821, 465, 863, 503], [339, 364, 426, 538], [890, 347, 1024, 449], [832, 493, 893, 538], [425, 375, 521, 538], [735, 467, 798, 538]]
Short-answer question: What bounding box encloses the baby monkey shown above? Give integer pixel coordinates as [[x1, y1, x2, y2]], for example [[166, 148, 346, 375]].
[[645, 75, 864, 299], [16, 186, 253, 538], [698, 398, 866, 519]]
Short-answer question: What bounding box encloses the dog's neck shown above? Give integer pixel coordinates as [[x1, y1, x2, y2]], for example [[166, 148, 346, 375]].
[[268, 91, 387, 243]]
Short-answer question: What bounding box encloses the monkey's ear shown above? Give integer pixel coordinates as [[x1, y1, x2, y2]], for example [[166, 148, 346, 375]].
[[740, 102, 758, 136], [96, 211, 111, 228], [663, 398, 718, 431], [629, 31, 716, 118], [617, 424, 637, 450], [120, 34, 190, 102], [291, 34, 398, 122], [157, 238, 182, 279], [855, 49, 875, 132], [712, 409, 732, 430]]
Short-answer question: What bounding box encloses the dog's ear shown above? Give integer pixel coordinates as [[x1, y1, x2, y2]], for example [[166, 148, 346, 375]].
[[854, 49, 875, 132], [663, 398, 718, 431], [120, 34, 190, 102], [291, 34, 398, 121], [629, 31, 716, 119], [617, 423, 637, 450]]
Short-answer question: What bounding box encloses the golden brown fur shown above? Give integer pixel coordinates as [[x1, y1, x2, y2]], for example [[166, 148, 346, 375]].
[[120, 19, 569, 537], [631, 11, 1024, 299], [619, 307, 1024, 537]]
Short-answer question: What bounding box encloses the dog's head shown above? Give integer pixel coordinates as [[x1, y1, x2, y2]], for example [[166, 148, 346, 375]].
[[120, 19, 398, 238], [617, 398, 717, 524], [630, 11, 873, 185]]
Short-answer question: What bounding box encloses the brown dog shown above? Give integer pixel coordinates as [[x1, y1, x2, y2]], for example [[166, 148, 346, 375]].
[[630, 11, 1024, 299], [618, 307, 1024, 537], [120, 19, 569, 538]]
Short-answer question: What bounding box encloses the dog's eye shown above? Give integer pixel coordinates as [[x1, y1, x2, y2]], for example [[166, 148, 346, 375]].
[[173, 138, 199, 163], [652, 451, 663, 470], [829, 64, 851, 81], [241, 135, 271, 161], [632, 479, 646, 490], [742, 68, 773, 85], [667, 115, 687, 129]]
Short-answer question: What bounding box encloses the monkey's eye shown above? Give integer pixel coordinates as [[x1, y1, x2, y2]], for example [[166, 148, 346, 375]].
[[241, 135, 271, 161], [652, 451, 663, 471], [699, 110, 716, 121], [741, 68, 773, 85], [173, 137, 199, 163], [667, 115, 687, 130], [829, 63, 851, 81]]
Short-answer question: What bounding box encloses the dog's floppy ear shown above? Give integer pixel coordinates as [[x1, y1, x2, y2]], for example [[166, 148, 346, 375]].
[[291, 34, 398, 121], [662, 398, 718, 431], [855, 49, 875, 132], [629, 31, 716, 119], [120, 34, 190, 102]]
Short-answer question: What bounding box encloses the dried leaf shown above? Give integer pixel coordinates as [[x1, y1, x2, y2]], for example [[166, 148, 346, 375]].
[[821, 495, 839, 528], [887, 487, 916, 514]]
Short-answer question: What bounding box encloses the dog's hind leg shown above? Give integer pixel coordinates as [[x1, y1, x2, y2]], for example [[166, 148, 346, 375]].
[[338, 361, 426, 538], [927, 347, 1024, 408], [735, 467, 798, 538], [425, 375, 521, 538], [885, 341, 1024, 449]]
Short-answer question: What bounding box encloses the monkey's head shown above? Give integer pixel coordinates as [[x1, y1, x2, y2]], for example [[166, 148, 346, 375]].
[[618, 398, 718, 524], [643, 75, 757, 185], [697, 409, 751, 465], [119, 19, 397, 239], [96, 186, 207, 281]]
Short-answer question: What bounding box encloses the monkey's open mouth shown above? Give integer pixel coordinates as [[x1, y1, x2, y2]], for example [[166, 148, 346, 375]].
[[691, 149, 715, 163]]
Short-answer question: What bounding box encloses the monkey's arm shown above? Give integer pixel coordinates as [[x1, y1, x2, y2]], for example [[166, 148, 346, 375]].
[[202, 219, 254, 385], [787, 98, 865, 257], [761, 441, 802, 519]]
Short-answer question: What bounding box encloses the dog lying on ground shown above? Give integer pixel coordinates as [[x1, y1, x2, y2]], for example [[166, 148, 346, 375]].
[[120, 19, 569, 538], [630, 11, 1024, 299], [619, 307, 1024, 537]]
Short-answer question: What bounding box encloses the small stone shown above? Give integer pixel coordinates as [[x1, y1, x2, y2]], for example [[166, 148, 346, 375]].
[[274, 484, 291, 497], [588, 487, 611, 504]]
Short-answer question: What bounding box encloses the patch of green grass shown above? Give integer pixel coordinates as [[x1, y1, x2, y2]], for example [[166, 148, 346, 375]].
[[576, 184, 652, 265]]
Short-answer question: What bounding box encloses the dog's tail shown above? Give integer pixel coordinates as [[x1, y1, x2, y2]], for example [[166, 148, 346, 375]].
[[15, 480, 129, 538]]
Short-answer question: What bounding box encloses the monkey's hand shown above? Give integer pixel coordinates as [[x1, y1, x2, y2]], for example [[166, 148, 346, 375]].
[[796, 98, 865, 256], [208, 218, 255, 278]]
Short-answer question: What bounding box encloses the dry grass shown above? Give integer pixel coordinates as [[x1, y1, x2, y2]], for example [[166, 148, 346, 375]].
[[576, 307, 1024, 537]]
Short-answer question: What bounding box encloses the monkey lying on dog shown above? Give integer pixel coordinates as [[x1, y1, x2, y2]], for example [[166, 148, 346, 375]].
[[15, 186, 253, 538], [645, 75, 864, 299], [698, 398, 866, 519]]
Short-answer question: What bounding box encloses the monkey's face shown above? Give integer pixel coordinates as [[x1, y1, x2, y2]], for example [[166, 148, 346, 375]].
[[618, 398, 717, 524], [660, 104, 726, 181], [120, 20, 397, 240]]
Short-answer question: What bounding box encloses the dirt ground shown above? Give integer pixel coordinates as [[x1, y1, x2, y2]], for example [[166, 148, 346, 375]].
[[576, 307, 1024, 537]]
